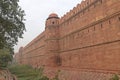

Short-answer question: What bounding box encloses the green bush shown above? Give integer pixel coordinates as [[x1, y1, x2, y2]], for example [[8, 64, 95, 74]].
[[110, 74, 119, 80], [0, 49, 12, 68], [8, 64, 59, 80]]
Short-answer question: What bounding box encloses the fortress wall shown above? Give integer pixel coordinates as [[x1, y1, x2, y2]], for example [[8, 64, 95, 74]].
[[14, 0, 120, 79], [58, 0, 120, 72], [59, 0, 97, 24], [59, 13, 120, 51], [14, 52, 21, 63], [23, 32, 45, 54], [60, 41, 120, 70], [20, 32, 46, 67], [18, 0, 120, 68], [57, 41, 120, 80], [43, 67, 120, 80], [59, 0, 102, 37], [59, 0, 120, 37], [58, 70, 119, 80]]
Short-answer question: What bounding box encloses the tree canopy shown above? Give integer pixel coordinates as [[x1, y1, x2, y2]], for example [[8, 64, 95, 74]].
[[0, 0, 25, 53]]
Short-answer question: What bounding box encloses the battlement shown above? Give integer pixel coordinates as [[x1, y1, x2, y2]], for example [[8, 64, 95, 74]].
[[60, 0, 99, 24], [15, 0, 120, 79]]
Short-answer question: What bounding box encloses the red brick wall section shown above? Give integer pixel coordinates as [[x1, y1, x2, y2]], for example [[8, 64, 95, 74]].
[[15, 0, 120, 79]]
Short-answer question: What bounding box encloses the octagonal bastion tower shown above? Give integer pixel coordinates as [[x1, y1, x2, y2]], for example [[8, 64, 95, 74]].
[[44, 13, 61, 67]]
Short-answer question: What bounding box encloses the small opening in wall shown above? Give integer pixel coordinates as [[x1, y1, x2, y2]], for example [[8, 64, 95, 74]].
[[88, 29, 89, 33], [52, 22, 55, 24], [118, 17, 120, 21], [100, 0, 102, 3], [101, 24, 103, 28], [94, 26, 95, 31], [109, 20, 111, 24], [87, 2, 89, 5], [94, 4, 96, 8], [55, 55, 62, 66], [77, 33, 79, 37]]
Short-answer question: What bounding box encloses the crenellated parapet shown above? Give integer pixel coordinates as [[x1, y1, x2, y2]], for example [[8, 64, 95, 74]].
[[59, 0, 100, 24], [14, 0, 120, 79]]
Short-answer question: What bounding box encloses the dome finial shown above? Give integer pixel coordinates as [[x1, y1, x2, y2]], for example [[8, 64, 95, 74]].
[[47, 13, 59, 20], [49, 13, 58, 17]]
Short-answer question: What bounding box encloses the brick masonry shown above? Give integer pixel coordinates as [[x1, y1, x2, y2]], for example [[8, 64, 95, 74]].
[[15, 0, 120, 79]]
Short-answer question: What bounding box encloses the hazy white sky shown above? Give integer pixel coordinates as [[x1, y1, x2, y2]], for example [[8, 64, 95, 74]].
[[14, 0, 82, 52]]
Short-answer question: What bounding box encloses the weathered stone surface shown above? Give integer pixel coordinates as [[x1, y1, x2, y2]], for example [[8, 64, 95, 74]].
[[15, 0, 120, 79], [0, 69, 17, 80]]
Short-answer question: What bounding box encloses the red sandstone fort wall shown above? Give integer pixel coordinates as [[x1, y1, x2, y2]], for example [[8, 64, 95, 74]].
[[19, 32, 46, 67], [58, 0, 120, 71], [15, 0, 120, 79], [59, 0, 120, 37]]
